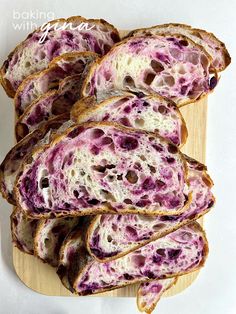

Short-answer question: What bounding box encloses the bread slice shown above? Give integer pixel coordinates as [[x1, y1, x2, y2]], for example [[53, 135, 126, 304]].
[[15, 74, 81, 141], [0, 16, 120, 97], [86, 155, 214, 261], [14, 51, 98, 117], [0, 114, 70, 204], [137, 278, 177, 313], [127, 23, 231, 72], [11, 208, 38, 255], [57, 217, 92, 291], [71, 222, 208, 295], [34, 216, 80, 267], [15, 122, 190, 218], [81, 35, 216, 107], [71, 93, 187, 146]]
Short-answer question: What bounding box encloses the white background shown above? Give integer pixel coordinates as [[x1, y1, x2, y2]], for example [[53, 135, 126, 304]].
[[0, 0, 236, 313]]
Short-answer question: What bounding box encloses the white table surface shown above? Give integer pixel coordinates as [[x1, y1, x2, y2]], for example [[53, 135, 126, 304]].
[[0, 0, 236, 313]]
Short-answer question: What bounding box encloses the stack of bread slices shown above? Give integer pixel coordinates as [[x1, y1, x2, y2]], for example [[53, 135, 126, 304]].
[[0, 16, 230, 313]]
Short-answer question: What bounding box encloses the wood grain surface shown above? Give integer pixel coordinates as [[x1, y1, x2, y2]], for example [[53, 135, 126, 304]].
[[13, 97, 208, 297]]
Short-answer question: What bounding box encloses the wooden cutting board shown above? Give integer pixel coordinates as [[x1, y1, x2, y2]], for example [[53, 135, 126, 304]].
[[12, 96, 207, 297], [12, 28, 208, 297]]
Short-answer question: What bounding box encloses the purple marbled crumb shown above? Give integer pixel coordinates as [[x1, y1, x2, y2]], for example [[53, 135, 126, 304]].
[[155, 52, 171, 64], [129, 39, 144, 48], [123, 106, 131, 114], [67, 126, 85, 139], [149, 284, 162, 294], [20, 163, 43, 212], [119, 136, 139, 150]]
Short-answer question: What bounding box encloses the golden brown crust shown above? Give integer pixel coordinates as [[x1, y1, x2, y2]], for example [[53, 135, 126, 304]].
[[73, 222, 209, 296], [70, 95, 98, 121], [14, 121, 191, 219], [81, 33, 214, 107], [136, 277, 178, 313], [124, 23, 192, 39], [0, 16, 120, 97], [125, 22, 231, 72]]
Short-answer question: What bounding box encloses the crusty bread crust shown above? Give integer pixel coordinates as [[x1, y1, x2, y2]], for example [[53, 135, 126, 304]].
[[72, 222, 209, 296], [14, 51, 98, 117], [14, 121, 192, 219], [81, 33, 216, 107], [0, 16, 120, 98], [125, 23, 231, 72], [71, 92, 188, 147]]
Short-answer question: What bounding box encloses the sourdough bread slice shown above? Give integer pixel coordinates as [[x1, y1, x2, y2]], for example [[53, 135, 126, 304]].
[[15, 122, 190, 218], [81, 35, 216, 106], [11, 208, 38, 254], [57, 217, 91, 291], [71, 222, 208, 295], [14, 52, 98, 117], [0, 16, 120, 97], [15, 74, 82, 141], [137, 278, 177, 313], [86, 155, 214, 261], [127, 23, 231, 72], [0, 114, 70, 204], [71, 93, 187, 146], [34, 216, 80, 267]]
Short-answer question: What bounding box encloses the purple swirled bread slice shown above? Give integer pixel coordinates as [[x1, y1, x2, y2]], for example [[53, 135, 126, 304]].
[[15, 74, 82, 141], [0, 114, 70, 204], [71, 222, 208, 295], [127, 23, 231, 72], [15, 122, 190, 218], [11, 208, 39, 255], [81, 35, 217, 106], [86, 155, 214, 261], [14, 51, 98, 117], [137, 278, 177, 313], [71, 93, 187, 146], [34, 216, 80, 267], [0, 16, 120, 97]]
